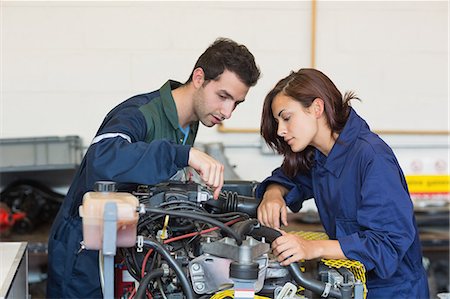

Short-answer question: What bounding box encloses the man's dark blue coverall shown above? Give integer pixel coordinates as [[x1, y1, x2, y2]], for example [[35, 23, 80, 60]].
[[47, 80, 199, 298]]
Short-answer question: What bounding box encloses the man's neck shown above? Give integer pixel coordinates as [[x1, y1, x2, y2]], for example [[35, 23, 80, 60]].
[[172, 83, 196, 128]]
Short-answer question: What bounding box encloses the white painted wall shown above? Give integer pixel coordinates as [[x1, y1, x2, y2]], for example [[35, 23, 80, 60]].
[[1, 1, 449, 201]]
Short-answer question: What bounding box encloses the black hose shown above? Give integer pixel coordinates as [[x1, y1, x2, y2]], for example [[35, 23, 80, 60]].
[[250, 226, 342, 299], [231, 219, 259, 240], [287, 262, 342, 298], [144, 207, 243, 245], [248, 226, 282, 243], [121, 249, 141, 281], [142, 238, 195, 299], [135, 268, 164, 299], [205, 192, 260, 218]]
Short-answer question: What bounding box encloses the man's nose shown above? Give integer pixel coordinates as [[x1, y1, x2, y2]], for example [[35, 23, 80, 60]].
[[221, 101, 234, 120]]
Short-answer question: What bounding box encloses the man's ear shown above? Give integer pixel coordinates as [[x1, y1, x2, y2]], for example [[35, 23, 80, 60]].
[[192, 67, 205, 88], [312, 98, 325, 118]]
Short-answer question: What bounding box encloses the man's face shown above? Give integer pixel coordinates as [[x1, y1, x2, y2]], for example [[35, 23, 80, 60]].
[[193, 70, 250, 127]]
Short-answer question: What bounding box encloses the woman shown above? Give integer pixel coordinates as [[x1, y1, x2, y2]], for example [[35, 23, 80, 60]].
[[256, 68, 429, 298]]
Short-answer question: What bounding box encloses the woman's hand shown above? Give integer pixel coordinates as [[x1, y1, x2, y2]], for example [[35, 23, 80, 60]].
[[272, 231, 346, 266], [272, 231, 318, 266], [188, 147, 224, 199], [257, 184, 289, 229]]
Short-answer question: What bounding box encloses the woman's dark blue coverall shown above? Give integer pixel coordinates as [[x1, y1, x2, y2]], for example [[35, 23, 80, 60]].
[[47, 80, 199, 298], [256, 108, 430, 299]]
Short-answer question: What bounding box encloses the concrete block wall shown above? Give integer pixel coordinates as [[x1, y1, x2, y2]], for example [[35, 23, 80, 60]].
[[1, 1, 448, 193]]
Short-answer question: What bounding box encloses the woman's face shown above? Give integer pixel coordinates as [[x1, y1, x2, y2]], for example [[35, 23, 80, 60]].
[[271, 93, 319, 153]]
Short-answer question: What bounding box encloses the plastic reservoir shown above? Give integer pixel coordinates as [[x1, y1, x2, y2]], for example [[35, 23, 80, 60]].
[[79, 191, 139, 250]]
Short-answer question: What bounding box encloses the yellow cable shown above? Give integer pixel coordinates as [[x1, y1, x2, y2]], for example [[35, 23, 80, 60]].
[[210, 290, 270, 299]]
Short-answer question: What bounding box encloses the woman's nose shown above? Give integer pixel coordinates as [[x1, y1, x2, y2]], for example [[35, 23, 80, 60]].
[[277, 123, 286, 137]]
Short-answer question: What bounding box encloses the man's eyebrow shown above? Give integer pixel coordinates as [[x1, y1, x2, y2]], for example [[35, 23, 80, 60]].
[[219, 90, 235, 101]]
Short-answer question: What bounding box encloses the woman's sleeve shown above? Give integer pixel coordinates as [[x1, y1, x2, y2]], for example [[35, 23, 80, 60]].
[[255, 167, 314, 212], [337, 153, 416, 279], [83, 107, 190, 188]]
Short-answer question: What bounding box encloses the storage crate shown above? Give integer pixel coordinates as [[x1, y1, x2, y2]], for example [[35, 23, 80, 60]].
[[0, 136, 83, 172]]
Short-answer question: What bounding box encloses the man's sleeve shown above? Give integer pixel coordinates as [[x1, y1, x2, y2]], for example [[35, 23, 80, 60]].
[[83, 106, 190, 188]]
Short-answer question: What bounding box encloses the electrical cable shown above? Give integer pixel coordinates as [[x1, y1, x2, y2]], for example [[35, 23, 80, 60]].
[[143, 207, 243, 245], [159, 200, 206, 210], [120, 248, 140, 280], [141, 249, 154, 278], [139, 218, 243, 276], [164, 218, 243, 243], [156, 277, 168, 299], [99, 251, 104, 295]]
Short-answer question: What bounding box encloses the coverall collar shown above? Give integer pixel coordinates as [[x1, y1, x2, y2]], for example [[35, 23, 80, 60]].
[[160, 80, 183, 131], [315, 108, 364, 178]]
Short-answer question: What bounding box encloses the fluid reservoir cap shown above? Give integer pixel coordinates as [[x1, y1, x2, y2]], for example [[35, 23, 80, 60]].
[[94, 181, 117, 192]]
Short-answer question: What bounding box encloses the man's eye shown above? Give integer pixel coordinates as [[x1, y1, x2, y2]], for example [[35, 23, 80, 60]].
[[283, 117, 290, 121], [219, 95, 227, 100]]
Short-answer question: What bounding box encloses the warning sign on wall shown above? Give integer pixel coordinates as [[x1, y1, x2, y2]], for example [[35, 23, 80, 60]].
[[405, 175, 450, 194], [405, 175, 449, 207]]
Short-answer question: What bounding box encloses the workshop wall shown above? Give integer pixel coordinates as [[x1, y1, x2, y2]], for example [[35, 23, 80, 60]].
[[1, 1, 448, 208]]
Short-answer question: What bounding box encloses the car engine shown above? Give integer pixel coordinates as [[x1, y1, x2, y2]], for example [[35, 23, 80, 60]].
[[85, 180, 366, 299]]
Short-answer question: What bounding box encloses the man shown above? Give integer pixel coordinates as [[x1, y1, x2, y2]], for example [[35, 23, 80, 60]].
[[47, 37, 260, 298]]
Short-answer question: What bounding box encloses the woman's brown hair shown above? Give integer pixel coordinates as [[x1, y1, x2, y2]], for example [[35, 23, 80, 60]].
[[260, 68, 357, 177]]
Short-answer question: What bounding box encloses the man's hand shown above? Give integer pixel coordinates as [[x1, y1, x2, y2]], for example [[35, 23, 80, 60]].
[[188, 147, 224, 199], [257, 184, 289, 229]]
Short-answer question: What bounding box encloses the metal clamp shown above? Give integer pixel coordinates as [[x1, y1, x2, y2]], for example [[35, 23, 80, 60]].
[[321, 282, 332, 297], [275, 282, 297, 299], [138, 203, 146, 214], [137, 235, 144, 253]]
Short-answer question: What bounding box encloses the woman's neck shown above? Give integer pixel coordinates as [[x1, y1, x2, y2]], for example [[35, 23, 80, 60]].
[[312, 120, 338, 156]]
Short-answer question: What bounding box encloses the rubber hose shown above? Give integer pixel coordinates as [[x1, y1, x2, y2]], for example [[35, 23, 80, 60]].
[[142, 238, 195, 299], [135, 268, 164, 299], [231, 218, 259, 240], [250, 226, 342, 298]]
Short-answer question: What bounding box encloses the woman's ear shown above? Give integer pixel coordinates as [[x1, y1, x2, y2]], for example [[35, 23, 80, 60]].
[[312, 98, 325, 118], [192, 67, 205, 88]]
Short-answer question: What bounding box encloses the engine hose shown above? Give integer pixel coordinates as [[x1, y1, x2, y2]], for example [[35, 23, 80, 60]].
[[231, 218, 259, 240], [144, 207, 243, 245], [142, 238, 195, 299], [250, 226, 342, 299], [205, 192, 260, 218], [135, 268, 164, 299]]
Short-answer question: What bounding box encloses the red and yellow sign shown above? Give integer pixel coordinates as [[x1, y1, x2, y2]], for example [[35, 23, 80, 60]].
[[405, 175, 450, 195]]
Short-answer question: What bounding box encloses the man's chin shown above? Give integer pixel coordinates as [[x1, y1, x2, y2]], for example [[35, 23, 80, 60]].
[[200, 120, 215, 128]]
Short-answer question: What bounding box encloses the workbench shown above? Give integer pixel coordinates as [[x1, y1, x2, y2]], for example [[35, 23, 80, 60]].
[[0, 242, 28, 299]]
